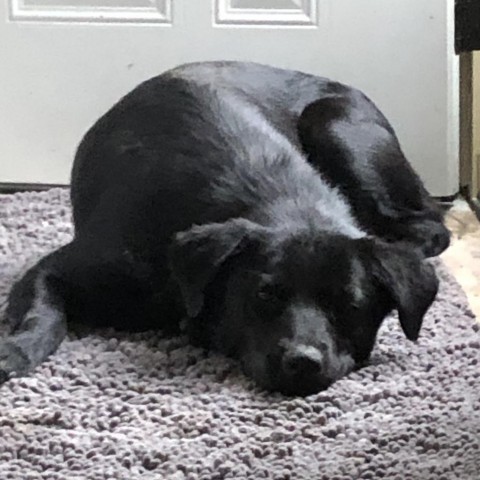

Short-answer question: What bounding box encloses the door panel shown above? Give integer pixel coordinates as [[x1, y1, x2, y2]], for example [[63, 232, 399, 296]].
[[0, 0, 458, 196], [11, 0, 172, 23], [214, 0, 317, 26]]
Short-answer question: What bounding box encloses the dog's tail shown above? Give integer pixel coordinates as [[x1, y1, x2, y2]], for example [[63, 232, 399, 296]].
[[0, 245, 70, 384]]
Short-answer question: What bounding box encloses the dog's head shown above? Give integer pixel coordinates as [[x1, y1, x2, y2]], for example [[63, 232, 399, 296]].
[[169, 218, 438, 395]]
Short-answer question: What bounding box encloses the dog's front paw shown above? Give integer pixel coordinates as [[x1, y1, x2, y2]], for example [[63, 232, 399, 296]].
[[0, 341, 31, 384]]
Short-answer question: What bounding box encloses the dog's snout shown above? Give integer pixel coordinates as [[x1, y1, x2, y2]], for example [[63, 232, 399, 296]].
[[282, 345, 324, 376], [273, 338, 355, 395]]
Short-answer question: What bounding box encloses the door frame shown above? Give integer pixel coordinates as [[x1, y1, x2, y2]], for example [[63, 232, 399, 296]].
[[459, 52, 480, 201]]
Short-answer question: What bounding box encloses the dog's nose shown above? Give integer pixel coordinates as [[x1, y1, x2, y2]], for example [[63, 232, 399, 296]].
[[282, 345, 323, 376]]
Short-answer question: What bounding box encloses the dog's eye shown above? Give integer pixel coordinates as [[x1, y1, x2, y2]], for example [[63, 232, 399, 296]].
[[256, 284, 287, 303], [257, 285, 276, 302]]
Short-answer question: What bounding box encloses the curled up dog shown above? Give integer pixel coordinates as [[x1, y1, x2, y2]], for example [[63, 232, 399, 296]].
[[0, 62, 450, 395]]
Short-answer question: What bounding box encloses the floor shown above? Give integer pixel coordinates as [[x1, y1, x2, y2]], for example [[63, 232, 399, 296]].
[[442, 199, 480, 318]]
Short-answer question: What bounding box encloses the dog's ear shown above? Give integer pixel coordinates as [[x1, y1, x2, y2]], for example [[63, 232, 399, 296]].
[[169, 218, 264, 318], [366, 240, 439, 341]]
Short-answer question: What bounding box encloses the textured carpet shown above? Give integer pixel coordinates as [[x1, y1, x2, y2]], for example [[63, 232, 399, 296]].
[[0, 189, 479, 480]]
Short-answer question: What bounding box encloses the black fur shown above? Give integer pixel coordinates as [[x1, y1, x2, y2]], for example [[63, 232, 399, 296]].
[[1, 62, 449, 395]]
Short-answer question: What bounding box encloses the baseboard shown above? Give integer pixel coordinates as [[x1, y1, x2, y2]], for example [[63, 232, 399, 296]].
[[432, 194, 457, 213], [0, 183, 68, 194], [0, 182, 458, 209], [435, 194, 458, 204]]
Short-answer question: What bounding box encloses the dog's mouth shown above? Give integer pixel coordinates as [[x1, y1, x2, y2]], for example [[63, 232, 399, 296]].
[[274, 376, 334, 397]]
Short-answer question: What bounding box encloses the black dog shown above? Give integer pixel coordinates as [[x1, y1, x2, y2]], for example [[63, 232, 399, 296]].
[[0, 62, 450, 395]]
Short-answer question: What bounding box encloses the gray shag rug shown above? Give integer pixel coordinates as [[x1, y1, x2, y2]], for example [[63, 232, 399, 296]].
[[0, 189, 480, 480]]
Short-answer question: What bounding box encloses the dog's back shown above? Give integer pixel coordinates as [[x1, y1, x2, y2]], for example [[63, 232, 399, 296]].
[[71, 62, 362, 250]]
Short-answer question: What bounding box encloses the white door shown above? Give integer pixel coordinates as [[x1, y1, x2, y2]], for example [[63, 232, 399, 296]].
[[0, 0, 458, 196]]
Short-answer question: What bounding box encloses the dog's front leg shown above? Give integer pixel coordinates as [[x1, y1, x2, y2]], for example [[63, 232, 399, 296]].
[[0, 250, 68, 383]]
